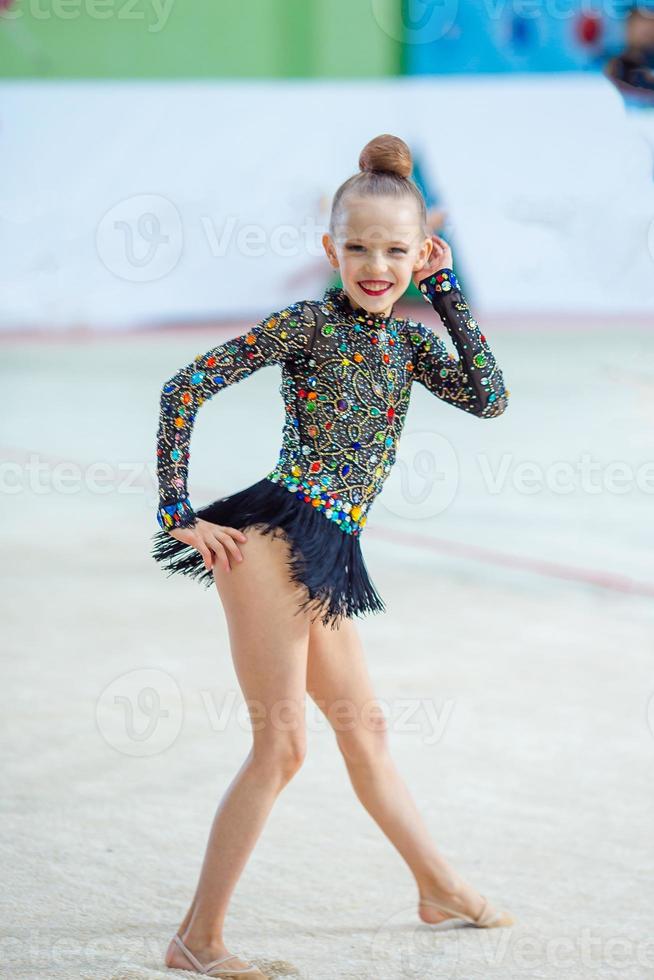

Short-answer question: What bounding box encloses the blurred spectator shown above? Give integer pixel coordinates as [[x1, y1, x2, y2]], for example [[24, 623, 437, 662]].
[[605, 5, 654, 99]]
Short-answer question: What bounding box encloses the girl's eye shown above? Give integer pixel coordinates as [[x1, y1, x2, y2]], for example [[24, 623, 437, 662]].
[[346, 245, 407, 254]]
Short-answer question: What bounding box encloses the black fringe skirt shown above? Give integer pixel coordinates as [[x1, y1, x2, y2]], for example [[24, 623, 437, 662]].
[[150, 477, 386, 630]]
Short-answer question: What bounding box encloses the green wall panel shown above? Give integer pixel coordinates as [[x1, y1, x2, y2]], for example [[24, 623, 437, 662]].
[[312, 0, 402, 78], [0, 0, 402, 78]]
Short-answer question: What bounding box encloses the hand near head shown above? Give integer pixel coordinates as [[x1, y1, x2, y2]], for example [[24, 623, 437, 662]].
[[412, 235, 454, 289]]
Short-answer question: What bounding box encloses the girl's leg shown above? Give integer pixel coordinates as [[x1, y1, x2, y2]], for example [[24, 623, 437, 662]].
[[305, 615, 490, 925], [165, 527, 312, 971]]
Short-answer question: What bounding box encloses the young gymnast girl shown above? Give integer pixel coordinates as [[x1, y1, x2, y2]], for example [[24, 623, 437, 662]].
[[153, 133, 513, 978]]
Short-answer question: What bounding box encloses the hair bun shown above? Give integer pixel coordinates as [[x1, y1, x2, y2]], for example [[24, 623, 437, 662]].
[[359, 134, 413, 179]]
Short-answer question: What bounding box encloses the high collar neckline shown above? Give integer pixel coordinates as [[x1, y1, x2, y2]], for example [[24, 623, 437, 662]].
[[323, 285, 397, 327]]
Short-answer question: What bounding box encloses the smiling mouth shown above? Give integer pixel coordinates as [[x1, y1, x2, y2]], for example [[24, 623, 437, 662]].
[[358, 280, 394, 296]]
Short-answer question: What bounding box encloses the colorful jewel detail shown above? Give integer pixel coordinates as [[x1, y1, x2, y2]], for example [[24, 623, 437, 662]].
[[155, 279, 509, 534]]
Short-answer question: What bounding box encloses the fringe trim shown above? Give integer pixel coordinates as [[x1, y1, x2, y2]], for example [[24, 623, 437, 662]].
[[150, 477, 386, 630]]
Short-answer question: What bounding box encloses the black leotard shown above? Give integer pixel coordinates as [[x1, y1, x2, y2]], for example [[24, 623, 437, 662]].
[[155, 269, 509, 535]]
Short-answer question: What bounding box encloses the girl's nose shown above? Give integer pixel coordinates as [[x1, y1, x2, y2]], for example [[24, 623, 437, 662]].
[[367, 255, 388, 275]]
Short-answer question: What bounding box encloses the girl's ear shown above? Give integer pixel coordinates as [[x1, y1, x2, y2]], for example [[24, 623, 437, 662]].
[[322, 233, 339, 269], [413, 236, 433, 272]]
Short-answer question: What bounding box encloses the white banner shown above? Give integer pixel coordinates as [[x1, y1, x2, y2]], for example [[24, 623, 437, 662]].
[[1, 76, 652, 330]]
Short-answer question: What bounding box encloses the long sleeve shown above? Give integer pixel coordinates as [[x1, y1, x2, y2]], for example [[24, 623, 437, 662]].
[[155, 300, 315, 531], [410, 268, 509, 418]]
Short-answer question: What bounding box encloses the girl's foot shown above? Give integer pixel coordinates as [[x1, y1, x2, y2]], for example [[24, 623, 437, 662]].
[[164, 933, 264, 976], [417, 873, 511, 927]]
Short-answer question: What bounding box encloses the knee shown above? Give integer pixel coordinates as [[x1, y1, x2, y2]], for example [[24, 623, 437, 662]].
[[271, 738, 307, 782], [336, 714, 389, 768], [253, 733, 307, 783]]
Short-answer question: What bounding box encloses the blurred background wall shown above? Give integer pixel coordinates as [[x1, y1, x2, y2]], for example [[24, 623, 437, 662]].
[[0, 0, 634, 77], [1, 0, 653, 330]]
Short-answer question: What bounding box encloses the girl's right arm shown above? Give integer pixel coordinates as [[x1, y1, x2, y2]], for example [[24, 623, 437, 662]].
[[156, 300, 315, 535]]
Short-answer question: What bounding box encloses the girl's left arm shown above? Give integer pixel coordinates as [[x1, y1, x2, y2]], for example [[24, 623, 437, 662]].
[[410, 268, 510, 419]]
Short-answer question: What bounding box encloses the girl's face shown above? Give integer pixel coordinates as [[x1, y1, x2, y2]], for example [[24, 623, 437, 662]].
[[322, 195, 432, 318]]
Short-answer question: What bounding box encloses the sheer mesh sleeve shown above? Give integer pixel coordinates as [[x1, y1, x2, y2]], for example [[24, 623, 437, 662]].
[[410, 269, 509, 418], [155, 300, 316, 531]]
